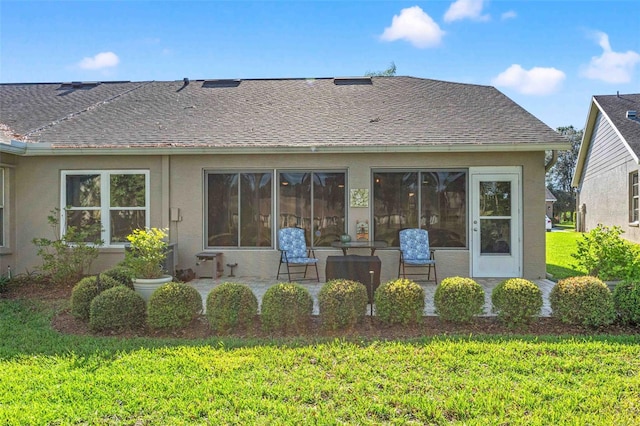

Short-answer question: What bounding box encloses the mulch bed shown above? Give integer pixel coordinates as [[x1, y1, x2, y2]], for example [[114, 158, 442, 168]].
[[4, 279, 639, 340]]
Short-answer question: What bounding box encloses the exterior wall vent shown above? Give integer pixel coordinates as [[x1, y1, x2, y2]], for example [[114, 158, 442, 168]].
[[627, 110, 637, 120], [333, 77, 373, 85], [202, 79, 241, 88]]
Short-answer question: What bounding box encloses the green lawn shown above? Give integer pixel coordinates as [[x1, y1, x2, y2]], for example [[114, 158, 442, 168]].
[[546, 228, 587, 280], [1, 299, 639, 424]]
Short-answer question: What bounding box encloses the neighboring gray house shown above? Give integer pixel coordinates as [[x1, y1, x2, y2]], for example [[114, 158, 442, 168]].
[[545, 187, 557, 219], [0, 76, 568, 281], [573, 93, 640, 243]]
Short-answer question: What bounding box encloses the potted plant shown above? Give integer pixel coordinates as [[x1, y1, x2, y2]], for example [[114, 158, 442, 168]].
[[125, 227, 173, 301]]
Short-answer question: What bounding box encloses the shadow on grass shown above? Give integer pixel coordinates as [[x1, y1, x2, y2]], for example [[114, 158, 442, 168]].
[[547, 264, 585, 281]]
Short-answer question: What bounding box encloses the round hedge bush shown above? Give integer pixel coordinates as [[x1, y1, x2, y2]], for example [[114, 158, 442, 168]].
[[318, 279, 368, 330], [101, 265, 135, 289], [261, 282, 313, 334], [374, 278, 425, 326], [612, 280, 640, 325], [147, 282, 203, 330], [550, 276, 615, 327], [206, 282, 258, 334], [70, 274, 120, 320], [434, 277, 484, 323], [491, 278, 542, 327], [89, 286, 146, 332]]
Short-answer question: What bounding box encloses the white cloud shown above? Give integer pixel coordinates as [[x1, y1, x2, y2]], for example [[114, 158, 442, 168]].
[[501, 10, 517, 20], [78, 52, 120, 70], [581, 31, 640, 84], [380, 6, 445, 48], [444, 0, 490, 23], [492, 64, 566, 95]]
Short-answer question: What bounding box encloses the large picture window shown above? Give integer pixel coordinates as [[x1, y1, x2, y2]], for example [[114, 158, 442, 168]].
[[62, 171, 149, 245], [631, 171, 639, 224], [279, 171, 346, 247], [206, 172, 272, 247], [373, 170, 466, 247]]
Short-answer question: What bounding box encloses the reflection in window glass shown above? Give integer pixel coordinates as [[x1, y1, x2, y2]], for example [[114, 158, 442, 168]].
[[66, 174, 100, 207], [631, 171, 639, 223], [279, 171, 345, 247], [0, 168, 4, 246], [479, 181, 511, 216], [374, 171, 466, 247], [480, 218, 511, 254], [207, 172, 272, 247]]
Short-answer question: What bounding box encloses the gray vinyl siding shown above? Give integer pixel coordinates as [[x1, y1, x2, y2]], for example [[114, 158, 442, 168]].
[[579, 111, 640, 243]]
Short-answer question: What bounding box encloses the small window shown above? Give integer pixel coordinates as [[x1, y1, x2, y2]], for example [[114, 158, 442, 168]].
[[62, 170, 149, 245], [631, 171, 639, 223]]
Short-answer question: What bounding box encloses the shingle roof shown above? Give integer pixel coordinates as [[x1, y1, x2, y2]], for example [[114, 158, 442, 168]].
[[593, 93, 640, 158], [0, 77, 567, 151]]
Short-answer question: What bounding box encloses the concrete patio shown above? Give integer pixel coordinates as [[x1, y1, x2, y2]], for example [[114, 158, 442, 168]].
[[189, 277, 556, 317]]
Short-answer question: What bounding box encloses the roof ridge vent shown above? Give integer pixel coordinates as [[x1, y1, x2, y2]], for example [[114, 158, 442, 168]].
[[202, 79, 241, 88], [626, 110, 637, 120], [333, 77, 372, 86]]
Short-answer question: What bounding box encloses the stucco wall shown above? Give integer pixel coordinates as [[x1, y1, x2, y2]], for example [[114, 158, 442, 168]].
[[5, 150, 548, 281]]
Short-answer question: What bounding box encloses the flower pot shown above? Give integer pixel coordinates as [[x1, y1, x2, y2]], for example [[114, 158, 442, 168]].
[[133, 275, 173, 302]]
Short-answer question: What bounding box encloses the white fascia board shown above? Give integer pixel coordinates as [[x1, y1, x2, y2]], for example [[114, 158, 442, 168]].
[[9, 141, 571, 156]]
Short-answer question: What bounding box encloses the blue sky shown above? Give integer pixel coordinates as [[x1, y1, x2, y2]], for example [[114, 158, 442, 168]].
[[1, 1, 638, 129]]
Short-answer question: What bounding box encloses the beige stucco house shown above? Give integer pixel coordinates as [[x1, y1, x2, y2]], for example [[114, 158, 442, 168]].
[[572, 93, 640, 243], [0, 76, 568, 282]]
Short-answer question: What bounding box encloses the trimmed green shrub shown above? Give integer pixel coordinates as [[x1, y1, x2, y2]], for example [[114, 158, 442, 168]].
[[550, 276, 615, 327], [612, 280, 640, 325], [101, 265, 135, 289], [70, 274, 120, 320], [318, 279, 368, 330], [261, 282, 313, 334], [147, 282, 203, 330], [572, 224, 640, 281], [434, 277, 484, 323], [491, 278, 543, 327], [89, 286, 146, 332], [206, 282, 258, 334], [374, 278, 425, 326]]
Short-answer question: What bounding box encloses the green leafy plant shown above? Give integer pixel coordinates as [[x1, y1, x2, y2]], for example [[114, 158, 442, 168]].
[[101, 265, 135, 289], [147, 282, 203, 330], [261, 282, 313, 334], [491, 278, 543, 327], [434, 277, 484, 323], [374, 278, 425, 326], [572, 225, 639, 281], [318, 279, 368, 330], [89, 285, 146, 332], [124, 228, 168, 279], [612, 280, 640, 325], [550, 276, 615, 327], [32, 208, 103, 286], [70, 274, 120, 320], [206, 282, 258, 334]]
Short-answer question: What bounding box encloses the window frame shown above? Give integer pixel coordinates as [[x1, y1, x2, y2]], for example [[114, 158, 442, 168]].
[[204, 169, 275, 249], [371, 168, 468, 249], [631, 170, 639, 225], [60, 170, 150, 247], [0, 167, 4, 247]]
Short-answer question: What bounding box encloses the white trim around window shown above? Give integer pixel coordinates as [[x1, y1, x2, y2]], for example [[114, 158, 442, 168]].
[[0, 167, 4, 247], [60, 170, 150, 246], [631, 170, 639, 226]]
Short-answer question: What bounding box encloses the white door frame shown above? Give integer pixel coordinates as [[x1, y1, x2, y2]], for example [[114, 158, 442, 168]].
[[469, 167, 522, 277]]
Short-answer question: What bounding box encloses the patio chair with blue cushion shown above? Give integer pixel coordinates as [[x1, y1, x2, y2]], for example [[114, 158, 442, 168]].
[[398, 228, 437, 284], [277, 227, 320, 282]]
